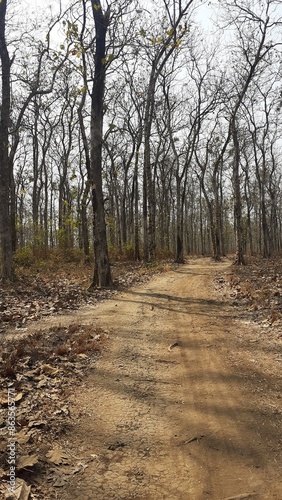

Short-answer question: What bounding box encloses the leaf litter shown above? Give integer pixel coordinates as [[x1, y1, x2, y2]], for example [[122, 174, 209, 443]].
[[0, 261, 171, 333], [0, 321, 109, 499], [215, 256, 282, 337]]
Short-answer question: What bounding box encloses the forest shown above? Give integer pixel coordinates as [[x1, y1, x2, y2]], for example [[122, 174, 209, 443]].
[[2, 2, 282, 498], [0, 0, 282, 286]]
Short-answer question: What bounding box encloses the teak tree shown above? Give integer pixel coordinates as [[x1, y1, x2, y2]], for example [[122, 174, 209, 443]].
[[89, 0, 112, 288], [224, 0, 277, 265], [1, 0, 282, 265], [0, 0, 12, 280], [141, 0, 195, 261]]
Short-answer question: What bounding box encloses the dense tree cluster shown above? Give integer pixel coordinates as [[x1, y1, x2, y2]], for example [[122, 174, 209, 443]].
[[0, 0, 282, 283]]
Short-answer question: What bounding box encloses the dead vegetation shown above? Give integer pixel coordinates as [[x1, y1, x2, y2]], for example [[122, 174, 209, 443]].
[[0, 322, 108, 499], [215, 256, 282, 338], [0, 260, 173, 333]]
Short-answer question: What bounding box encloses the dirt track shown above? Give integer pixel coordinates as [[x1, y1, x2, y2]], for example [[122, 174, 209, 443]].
[[57, 258, 282, 500]]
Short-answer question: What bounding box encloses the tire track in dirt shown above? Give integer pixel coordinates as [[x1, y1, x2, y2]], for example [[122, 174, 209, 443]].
[[59, 258, 282, 500]]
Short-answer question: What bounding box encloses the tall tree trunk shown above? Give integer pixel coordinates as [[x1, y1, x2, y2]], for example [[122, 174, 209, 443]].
[[10, 167, 16, 252], [43, 163, 49, 251], [232, 121, 245, 265], [32, 101, 40, 246], [133, 146, 140, 261], [175, 177, 184, 263], [142, 1, 194, 261], [143, 72, 156, 261], [81, 180, 90, 262], [77, 6, 91, 263], [89, 0, 112, 288], [228, 6, 270, 264], [0, 0, 13, 279], [143, 164, 148, 261]]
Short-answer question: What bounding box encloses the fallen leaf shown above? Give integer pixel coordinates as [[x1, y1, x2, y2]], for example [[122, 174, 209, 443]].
[[4, 478, 31, 500], [25, 369, 40, 378], [15, 430, 31, 445], [0, 392, 8, 406], [16, 454, 39, 470], [28, 420, 46, 428], [14, 393, 24, 403], [0, 392, 23, 407], [46, 446, 68, 465], [40, 364, 59, 376], [51, 465, 81, 475], [37, 378, 48, 388], [52, 476, 68, 487]]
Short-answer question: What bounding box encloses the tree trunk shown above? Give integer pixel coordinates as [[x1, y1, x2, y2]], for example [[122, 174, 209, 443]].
[[143, 164, 148, 261], [175, 177, 184, 263], [32, 100, 40, 246], [81, 180, 90, 262], [89, 0, 112, 288], [0, 0, 13, 280], [232, 121, 245, 265], [143, 72, 156, 261], [133, 147, 140, 261]]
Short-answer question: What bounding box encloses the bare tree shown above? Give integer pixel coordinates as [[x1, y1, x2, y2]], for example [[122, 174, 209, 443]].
[[139, 0, 195, 261], [223, 0, 281, 264], [0, 0, 12, 279]]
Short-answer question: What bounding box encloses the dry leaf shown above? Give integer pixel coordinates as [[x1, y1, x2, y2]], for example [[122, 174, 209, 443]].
[[25, 369, 40, 378], [15, 430, 31, 445], [28, 420, 46, 428], [13, 478, 31, 500], [0, 392, 8, 406], [0, 392, 23, 407], [15, 393, 24, 402], [52, 476, 67, 487], [40, 364, 59, 376], [16, 454, 39, 470], [4, 478, 31, 500], [37, 378, 48, 388], [51, 465, 81, 475], [46, 447, 68, 465]]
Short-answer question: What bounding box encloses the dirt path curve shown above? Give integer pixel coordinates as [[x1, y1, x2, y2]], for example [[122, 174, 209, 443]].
[[58, 258, 281, 500]]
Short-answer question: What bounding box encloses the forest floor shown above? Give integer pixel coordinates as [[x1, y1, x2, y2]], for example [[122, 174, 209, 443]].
[[1, 256, 282, 499]]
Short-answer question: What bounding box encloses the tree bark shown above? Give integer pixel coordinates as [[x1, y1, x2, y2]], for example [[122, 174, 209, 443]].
[[143, 71, 156, 261], [231, 120, 245, 265], [89, 0, 112, 288], [0, 0, 13, 280]]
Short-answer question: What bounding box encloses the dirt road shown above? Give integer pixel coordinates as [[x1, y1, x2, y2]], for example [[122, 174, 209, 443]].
[[58, 258, 282, 500]]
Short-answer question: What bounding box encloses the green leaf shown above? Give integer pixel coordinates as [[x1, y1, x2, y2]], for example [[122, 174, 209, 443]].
[[166, 28, 174, 37]]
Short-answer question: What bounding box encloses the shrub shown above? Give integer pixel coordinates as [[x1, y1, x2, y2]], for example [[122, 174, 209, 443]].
[[14, 246, 35, 267]]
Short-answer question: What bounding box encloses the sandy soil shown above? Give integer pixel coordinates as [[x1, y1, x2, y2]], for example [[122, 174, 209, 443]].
[[39, 258, 282, 499]]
